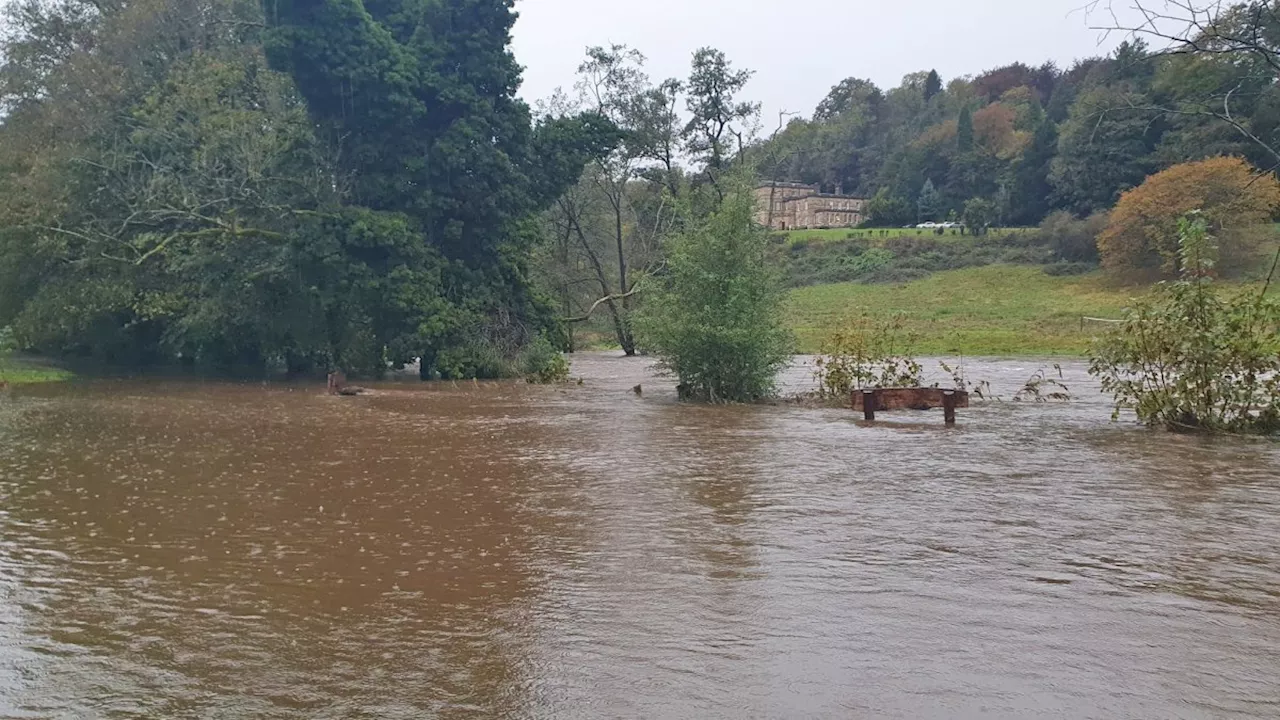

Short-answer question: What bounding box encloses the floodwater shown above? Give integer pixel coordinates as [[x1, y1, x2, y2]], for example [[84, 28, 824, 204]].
[[1, 354, 1279, 719]]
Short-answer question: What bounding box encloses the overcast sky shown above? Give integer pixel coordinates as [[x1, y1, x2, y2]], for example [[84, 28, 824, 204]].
[[512, 0, 1140, 121]]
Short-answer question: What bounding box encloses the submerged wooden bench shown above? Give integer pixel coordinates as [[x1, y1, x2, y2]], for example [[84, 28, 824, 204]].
[[852, 388, 970, 425]]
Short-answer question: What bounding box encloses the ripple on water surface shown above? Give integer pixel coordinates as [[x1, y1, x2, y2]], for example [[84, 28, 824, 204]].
[[0, 354, 1278, 719]]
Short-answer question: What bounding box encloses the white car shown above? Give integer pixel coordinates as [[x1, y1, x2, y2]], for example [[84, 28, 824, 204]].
[[915, 222, 937, 229]]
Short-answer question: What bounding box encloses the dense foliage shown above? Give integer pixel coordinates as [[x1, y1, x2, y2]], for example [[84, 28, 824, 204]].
[[813, 315, 923, 398], [755, 31, 1280, 229], [1090, 218, 1280, 434], [539, 45, 759, 355], [1097, 157, 1280, 276], [0, 0, 607, 377], [635, 175, 792, 403], [5, 0, 1280, 391], [776, 229, 1052, 287]]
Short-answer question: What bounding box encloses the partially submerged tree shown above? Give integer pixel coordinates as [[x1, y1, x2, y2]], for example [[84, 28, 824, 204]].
[[260, 0, 612, 376], [1090, 215, 1280, 433], [636, 171, 792, 403], [538, 45, 759, 354], [560, 46, 651, 355], [537, 46, 688, 354]]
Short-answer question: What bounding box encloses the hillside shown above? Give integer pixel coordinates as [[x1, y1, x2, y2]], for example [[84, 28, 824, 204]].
[[787, 265, 1135, 356], [787, 263, 1274, 356]]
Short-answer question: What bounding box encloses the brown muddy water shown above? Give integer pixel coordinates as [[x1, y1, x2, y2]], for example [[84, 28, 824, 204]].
[[1, 353, 1279, 719]]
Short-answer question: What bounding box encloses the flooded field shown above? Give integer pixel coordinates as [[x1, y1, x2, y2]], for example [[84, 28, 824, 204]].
[[1, 354, 1278, 718]]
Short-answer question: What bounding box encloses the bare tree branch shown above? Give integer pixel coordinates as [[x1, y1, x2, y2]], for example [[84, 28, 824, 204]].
[[1083, 1, 1280, 160], [564, 289, 641, 323]]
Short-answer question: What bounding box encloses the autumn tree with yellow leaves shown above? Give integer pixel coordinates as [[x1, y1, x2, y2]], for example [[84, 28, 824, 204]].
[[1097, 157, 1280, 277]]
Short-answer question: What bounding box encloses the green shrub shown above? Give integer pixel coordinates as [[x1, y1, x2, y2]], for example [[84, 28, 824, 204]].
[[813, 314, 923, 397], [1038, 210, 1107, 264], [434, 340, 509, 380], [636, 174, 792, 403], [777, 228, 1056, 288], [1043, 262, 1095, 276], [999, 246, 1054, 264], [1089, 217, 1280, 434], [522, 335, 569, 384], [0, 326, 16, 356]]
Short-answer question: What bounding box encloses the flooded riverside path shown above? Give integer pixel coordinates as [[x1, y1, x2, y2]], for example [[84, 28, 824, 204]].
[[1, 354, 1279, 719]]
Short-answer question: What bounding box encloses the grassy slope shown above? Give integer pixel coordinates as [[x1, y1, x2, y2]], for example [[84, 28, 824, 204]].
[[787, 265, 1143, 356]]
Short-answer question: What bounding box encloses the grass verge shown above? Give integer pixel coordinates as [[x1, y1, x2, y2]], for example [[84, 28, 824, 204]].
[[0, 358, 74, 385]]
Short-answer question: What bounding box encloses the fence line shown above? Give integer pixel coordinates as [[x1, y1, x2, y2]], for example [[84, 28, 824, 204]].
[[1080, 316, 1124, 331]]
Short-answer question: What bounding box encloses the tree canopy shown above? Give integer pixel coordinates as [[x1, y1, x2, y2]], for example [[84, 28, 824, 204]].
[[1097, 157, 1280, 275], [755, 29, 1280, 229], [0, 0, 610, 377], [5, 0, 1280, 383]]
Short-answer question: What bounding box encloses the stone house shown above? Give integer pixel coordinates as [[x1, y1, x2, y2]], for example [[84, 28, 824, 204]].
[[753, 182, 866, 230]]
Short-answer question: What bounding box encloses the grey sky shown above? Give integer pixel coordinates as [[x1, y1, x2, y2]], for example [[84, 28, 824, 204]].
[[513, 0, 1138, 122]]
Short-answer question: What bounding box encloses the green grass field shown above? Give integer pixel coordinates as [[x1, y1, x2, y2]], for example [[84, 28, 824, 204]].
[[779, 227, 1034, 245], [787, 264, 1146, 356], [0, 358, 74, 385]]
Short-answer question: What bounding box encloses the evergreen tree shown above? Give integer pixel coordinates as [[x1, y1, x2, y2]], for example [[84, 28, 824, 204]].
[[864, 188, 914, 227], [1010, 117, 1058, 225], [261, 0, 612, 374], [923, 69, 943, 101], [1049, 84, 1156, 215], [957, 105, 974, 151], [917, 178, 942, 222]]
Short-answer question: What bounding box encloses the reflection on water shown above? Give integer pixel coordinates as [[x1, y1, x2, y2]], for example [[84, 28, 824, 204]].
[[1, 355, 1278, 718]]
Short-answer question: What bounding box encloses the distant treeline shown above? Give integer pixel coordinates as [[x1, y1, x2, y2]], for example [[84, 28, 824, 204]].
[[753, 33, 1280, 227]]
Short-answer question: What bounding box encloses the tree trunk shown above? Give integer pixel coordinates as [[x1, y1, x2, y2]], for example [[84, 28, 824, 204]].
[[603, 298, 635, 355], [612, 190, 634, 356], [571, 213, 636, 356], [564, 295, 576, 353]]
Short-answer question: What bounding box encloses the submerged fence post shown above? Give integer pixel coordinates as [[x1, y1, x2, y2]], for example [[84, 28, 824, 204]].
[[862, 389, 877, 422], [942, 390, 957, 426]]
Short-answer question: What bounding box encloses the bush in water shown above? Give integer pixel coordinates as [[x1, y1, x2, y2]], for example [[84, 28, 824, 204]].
[[636, 172, 792, 403], [1089, 215, 1280, 434], [523, 335, 570, 384], [813, 314, 924, 398]]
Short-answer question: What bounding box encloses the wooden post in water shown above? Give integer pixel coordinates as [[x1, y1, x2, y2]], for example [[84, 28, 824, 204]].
[[862, 389, 878, 422], [942, 389, 957, 426]]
